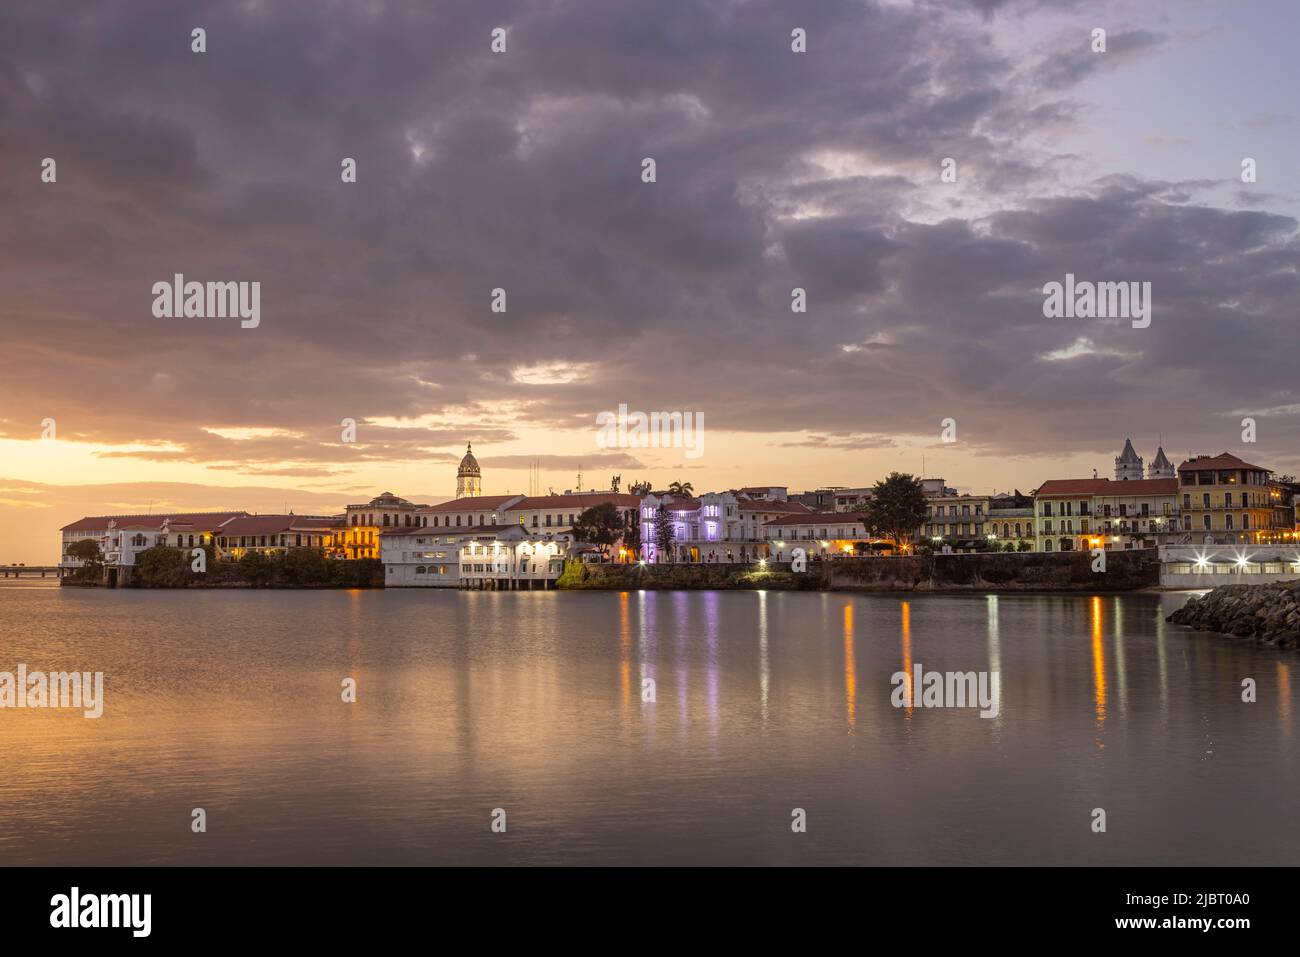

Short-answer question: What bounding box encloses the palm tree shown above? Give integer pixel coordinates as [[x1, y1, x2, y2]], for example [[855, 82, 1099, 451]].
[[667, 480, 694, 496]]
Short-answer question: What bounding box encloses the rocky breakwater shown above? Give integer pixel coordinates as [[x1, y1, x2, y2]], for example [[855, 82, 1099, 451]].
[[1167, 581, 1300, 648]]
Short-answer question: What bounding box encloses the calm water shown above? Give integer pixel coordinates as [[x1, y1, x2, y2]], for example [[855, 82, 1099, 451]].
[[0, 580, 1296, 866]]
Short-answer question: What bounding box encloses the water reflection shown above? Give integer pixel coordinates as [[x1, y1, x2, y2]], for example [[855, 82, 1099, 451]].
[[757, 591, 770, 724], [900, 600, 913, 719], [703, 591, 720, 737], [1091, 596, 1107, 736], [3, 588, 1297, 865], [843, 603, 856, 733], [985, 595, 1002, 731]]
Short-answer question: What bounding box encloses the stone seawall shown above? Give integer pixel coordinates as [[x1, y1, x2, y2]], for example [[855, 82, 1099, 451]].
[[558, 549, 1160, 592], [828, 549, 1159, 592], [1167, 581, 1300, 648], [556, 560, 824, 591]]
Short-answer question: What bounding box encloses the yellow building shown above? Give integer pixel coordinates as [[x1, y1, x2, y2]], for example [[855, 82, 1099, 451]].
[[338, 492, 425, 559], [1176, 453, 1275, 545]]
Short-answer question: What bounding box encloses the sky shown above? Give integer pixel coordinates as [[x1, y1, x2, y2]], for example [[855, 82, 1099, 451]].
[[2, 0, 1299, 563]]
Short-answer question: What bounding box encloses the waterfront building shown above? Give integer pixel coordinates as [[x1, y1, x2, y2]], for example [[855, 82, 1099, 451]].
[[763, 513, 873, 560], [640, 491, 758, 563], [1176, 452, 1276, 544], [215, 514, 340, 559], [455, 442, 482, 498], [456, 526, 574, 589], [59, 512, 248, 580], [417, 494, 524, 530], [921, 493, 992, 551], [987, 492, 1037, 549], [340, 491, 426, 559], [380, 526, 462, 586], [735, 498, 811, 542], [507, 492, 641, 538], [1034, 477, 1178, 552]]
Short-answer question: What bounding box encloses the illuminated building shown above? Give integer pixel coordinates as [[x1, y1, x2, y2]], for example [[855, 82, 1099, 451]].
[[1177, 452, 1278, 545]]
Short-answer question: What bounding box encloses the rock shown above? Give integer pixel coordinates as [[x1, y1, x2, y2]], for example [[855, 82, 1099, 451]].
[[1168, 580, 1300, 648]]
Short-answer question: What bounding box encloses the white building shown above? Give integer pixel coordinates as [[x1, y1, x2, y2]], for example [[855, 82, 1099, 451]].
[[417, 494, 525, 530], [764, 514, 873, 560], [380, 526, 467, 587], [457, 527, 575, 589], [59, 512, 248, 582]]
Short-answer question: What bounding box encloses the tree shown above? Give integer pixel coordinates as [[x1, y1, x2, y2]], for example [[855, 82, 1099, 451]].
[[609, 474, 621, 493], [861, 472, 929, 553], [653, 503, 676, 562], [276, 547, 330, 585], [621, 508, 642, 561], [238, 549, 275, 587], [66, 539, 104, 582], [667, 480, 694, 496], [628, 480, 652, 496], [571, 502, 623, 557], [133, 545, 189, 587]]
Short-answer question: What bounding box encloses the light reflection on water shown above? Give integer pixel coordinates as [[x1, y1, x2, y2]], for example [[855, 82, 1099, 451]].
[[0, 586, 1297, 865]]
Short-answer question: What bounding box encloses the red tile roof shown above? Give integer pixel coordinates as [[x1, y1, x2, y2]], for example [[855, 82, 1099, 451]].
[[1177, 452, 1270, 473], [505, 493, 641, 511], [419, 495, 524, 513], [219, 515, 338, 537], [1036, 478, 1178, 496], [61, 511, 248, 533], [764, 514, 867, 527], [738, 500, 811, 513]]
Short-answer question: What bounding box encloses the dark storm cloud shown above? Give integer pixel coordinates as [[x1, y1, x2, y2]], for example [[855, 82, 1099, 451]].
[[0, 0, 1296, 475]]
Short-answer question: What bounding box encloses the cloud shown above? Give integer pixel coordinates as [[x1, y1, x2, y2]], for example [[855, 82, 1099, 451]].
[[0, 0, 1297, 546]]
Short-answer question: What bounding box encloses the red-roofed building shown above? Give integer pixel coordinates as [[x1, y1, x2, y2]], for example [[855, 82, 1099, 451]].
[[417, 494, 525, 531], [763, 513, 874, 559], [1034, 477, 1179, 551], [506, 493, 641, 539], [1176, 452, 1281, 544], [215, 515, 342, 559], [59, 511, 248, 577]]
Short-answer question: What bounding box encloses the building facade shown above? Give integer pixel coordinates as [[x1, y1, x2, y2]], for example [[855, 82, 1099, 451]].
[[1035, 477, 1178, 552], [1176, 453, 1276, 544]]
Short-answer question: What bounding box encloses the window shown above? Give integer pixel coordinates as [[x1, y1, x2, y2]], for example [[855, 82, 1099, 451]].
[[1225, 492, 1233, 507], [1203, 515, 1211, 530], [1226, 515, 1234, 530], [1042, 503, 1053, 516]]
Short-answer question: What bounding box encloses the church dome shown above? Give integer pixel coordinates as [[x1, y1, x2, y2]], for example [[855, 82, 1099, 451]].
[[458, 443, 480, 478]]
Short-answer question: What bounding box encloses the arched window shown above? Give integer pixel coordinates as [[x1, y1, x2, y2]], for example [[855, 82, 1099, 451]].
[[416, 566, 426, 575]]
